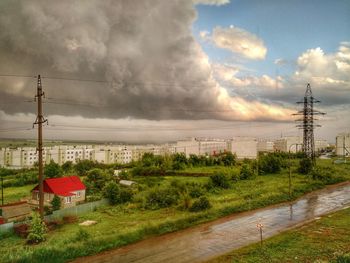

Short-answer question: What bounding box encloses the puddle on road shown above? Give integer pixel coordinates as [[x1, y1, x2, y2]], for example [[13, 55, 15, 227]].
[[74, 183, 350, 263]]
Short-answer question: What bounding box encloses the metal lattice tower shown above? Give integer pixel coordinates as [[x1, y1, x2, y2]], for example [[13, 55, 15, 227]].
[[294, 83, 325, 161]]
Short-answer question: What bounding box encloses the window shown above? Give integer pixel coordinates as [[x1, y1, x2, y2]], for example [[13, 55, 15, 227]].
[[76, 191, 81, 198], [65, 196, 72, 204]]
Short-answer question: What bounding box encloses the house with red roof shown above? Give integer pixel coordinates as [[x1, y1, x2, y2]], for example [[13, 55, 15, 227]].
[[30, 176, 86, 209]]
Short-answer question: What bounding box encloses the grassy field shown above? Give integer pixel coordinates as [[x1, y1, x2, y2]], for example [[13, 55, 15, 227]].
[[2, 184, 35, 204], [0, 160, 349, 262], [207, 207, 350, 263]]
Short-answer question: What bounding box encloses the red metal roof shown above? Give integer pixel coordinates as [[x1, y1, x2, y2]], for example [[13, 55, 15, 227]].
[[32, 176, 85, 197]]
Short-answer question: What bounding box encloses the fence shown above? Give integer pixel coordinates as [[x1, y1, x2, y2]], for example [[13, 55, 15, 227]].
[[0, 222, 14, 233], [45, 198, 109, 222], [0, 199, 109, 232]]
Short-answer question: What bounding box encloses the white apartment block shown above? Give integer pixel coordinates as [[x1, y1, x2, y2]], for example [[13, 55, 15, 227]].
[[274, 137, 303, 153], [257, 140, 274, 152], [336, 133, 350, 156], [274, 137, 329, 153], [175, 138, 227, 157], [227, 137, 258, 159]]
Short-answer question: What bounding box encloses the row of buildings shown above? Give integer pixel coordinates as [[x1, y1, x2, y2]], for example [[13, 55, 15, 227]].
[[0, 134, 345, 168]]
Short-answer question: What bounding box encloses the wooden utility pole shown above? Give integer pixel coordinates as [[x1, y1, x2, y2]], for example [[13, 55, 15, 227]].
[[33, 75, 47, 219]]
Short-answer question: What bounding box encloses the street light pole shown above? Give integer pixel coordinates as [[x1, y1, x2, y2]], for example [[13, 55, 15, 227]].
[[288, 143, 303, 199]]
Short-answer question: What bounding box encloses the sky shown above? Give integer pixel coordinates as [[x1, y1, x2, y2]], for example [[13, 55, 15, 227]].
[[0, 0, 349, 143]]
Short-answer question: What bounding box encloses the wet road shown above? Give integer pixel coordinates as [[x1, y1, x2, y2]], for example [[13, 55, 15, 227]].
[[73, 182, 350, 263]]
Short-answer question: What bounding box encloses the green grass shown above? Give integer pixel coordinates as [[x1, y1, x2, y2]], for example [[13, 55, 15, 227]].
[[207, 207, 350, 263], [0, 160, 349, 263], [2, 184, 35, 204]]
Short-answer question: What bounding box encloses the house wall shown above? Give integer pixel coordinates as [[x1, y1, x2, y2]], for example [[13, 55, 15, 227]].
[[32, 190, 86, 209]]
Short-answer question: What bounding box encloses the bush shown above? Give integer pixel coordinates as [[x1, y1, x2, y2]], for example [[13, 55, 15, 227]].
[[240, 164, 255, 180], [27, 212, 47, 244], [259, 153, 283, 174], [85, 168, 112, 193], [119, 188, 133, 203], [310, 166, 335, 183], [187, 183, 205, 198], [103, 181, 121, 205], [145, 187, 180, 209], [44, 160, 62, 178], [210, 173, 230, 189], [51, 195, 61, 211], [189, 196, 211, 212], [298, 158, 313, 174]]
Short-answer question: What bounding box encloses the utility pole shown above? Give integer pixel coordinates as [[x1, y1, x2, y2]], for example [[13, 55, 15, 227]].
[[1, 175, 3, 206], [33, 75, 47, 219], [294, 84, 325, 164]]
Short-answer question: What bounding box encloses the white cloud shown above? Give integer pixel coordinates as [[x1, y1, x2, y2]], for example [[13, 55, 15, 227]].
[[212, 64, 283, 89], [294, 42, 350, 89], [193, 0, 230, 6], [207, 26, 267, 60]]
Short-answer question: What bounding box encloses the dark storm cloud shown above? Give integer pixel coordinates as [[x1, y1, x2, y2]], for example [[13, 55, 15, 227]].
[[0, 0, 292, 123], [0, 0, 224, 120]]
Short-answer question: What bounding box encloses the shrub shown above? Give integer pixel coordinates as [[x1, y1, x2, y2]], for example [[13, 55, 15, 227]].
[[51, 195, 61, 211], [188, 183, 205, 198], [310, 166, 335, 183], [189, 196, 211, 212], [27, 212, 47, 244], [103, 181, 121, 205], [145, 187, 180, 209], [119, 188, 133, 203], [298, 158, 313, 174], [210, 173, 230, 189], [240, 164, 255, 180], [44, 160, 63, 178], [259, 153, 283, 174]]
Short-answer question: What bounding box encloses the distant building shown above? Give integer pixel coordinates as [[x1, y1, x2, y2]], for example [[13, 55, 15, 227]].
[[227, 137, 257, 159], [274, 136, 328, 153], [30, 176, 86, 209], [336, 133, 350, 156], [175, 138, 227, 157], [257, 140, 274, 153], [274, 137, 302, 153]]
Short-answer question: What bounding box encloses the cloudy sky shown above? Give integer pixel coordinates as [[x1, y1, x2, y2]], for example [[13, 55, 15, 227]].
[[0, 0, 349, 143]]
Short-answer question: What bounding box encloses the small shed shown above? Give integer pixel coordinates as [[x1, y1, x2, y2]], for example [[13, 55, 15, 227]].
[[0, 201, 31, 223], [119, 180, 137, 187]]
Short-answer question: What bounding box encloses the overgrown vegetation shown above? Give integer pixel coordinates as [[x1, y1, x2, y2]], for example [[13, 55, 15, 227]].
[[1, 152, 349, 263], [27, 212, 47, 244], [207, 207, 350, 263]]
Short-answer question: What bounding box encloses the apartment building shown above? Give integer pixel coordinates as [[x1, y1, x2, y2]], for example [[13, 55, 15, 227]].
[[336, 133, 350, 156], [227, 137, 258, 159]]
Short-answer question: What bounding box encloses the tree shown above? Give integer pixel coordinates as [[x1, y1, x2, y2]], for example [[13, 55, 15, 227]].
[[221, 152, 236, 166], [258, 153, 283, 174], [62, 161, 73, 173], [85, 168, 111, 192], [45, 160, 62, 178], [172, 153, 187, 170], [75, 160, 96, 176], [103, 181, 120, 205], [51, 195, 61, 211], [27, 212, 47, 244]]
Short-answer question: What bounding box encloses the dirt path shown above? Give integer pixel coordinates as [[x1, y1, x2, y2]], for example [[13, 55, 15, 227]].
[[73, 181, 350, 263]]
